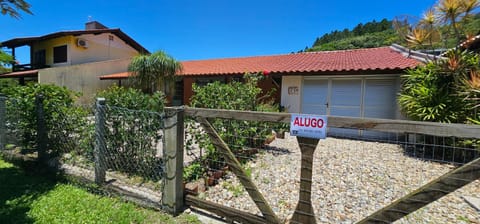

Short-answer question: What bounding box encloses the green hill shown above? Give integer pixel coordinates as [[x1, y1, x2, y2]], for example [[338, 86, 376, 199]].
[[303, 13, 480, 53], [303, 19, 399, 52]]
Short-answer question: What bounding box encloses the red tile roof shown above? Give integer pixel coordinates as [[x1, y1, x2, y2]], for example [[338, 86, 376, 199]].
[[99, 45, 422, 80], [179, 46, 421, 76], [99, 72, 131, 80], [0, 69, 38, 78]]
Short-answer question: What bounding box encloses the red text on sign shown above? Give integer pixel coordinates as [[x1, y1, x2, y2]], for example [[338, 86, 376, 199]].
[[293, 117, 324, 128]]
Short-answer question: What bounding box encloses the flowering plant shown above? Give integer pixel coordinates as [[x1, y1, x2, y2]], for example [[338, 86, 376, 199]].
[[244, 70, 270, 82]]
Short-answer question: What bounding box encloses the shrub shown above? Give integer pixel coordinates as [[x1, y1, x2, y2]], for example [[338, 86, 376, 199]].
[[2, 83, 89, 157], [399, 50, 479, 123], [186, 72, 283, 174], [95, 86, 166, 180], [96, 85, 164, 111]]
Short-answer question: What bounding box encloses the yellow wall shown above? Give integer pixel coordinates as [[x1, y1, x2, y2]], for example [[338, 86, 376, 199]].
[[38, 58, 131, 105], [31, 33, 139, 67], [31, 36, 73, 66]]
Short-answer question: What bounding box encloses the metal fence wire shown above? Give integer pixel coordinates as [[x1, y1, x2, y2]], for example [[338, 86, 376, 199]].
[[3, 97, 26, 150], [48, 103, 95, 169], [183, 112, 480, 224], [101, 104, 166, 185]]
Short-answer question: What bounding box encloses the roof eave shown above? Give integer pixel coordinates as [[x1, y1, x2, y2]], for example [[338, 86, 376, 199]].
[[1, 29, 150, 54]]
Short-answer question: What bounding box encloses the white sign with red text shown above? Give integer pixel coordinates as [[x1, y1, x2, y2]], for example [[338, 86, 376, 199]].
[[290, 114, 327, 139]]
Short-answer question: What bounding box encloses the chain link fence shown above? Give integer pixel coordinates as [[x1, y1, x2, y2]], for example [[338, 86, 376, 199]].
[[101, 104, 165, 186], [0, 94, 184, 213], [2, 97, 26, 151]]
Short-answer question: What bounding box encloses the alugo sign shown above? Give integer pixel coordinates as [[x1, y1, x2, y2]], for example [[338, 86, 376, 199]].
[[290, 114, 327, 139]]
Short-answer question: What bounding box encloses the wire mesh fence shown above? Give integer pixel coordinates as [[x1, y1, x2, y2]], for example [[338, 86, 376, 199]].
[[183, 109, 480, 223], [101, 104, 166, 186], [3, 97, 27, 151], [0, 94, 172, 209], [49, 103, 95, 169]]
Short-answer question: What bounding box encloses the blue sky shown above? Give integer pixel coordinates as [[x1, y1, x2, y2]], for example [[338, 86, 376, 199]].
[[1, 0, 437, 63]]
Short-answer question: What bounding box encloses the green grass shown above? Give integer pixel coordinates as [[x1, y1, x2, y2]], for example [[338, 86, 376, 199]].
[[0, 157, 199, 224]]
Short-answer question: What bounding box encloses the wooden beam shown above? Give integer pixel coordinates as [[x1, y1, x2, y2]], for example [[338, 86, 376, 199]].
[[162, 107, 185, 215], [358, 157, 480, 223], [180, 107, 480, 138], [197, 117, 281, 223], [185, 195, 267, 224], [291, 137, 319, 224]]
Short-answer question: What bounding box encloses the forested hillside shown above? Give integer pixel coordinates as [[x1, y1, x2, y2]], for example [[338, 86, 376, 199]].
[[303, 13, 480, 53], [304, 19, 399, 52]]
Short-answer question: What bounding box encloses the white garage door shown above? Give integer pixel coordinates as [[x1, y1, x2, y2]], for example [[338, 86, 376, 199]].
[[363, 79, 397, 119], [301, 77, 397, 137], [302, 79, 328, 115]]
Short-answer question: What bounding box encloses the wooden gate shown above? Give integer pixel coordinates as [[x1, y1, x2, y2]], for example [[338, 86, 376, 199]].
[[182, 107, 480, 223]]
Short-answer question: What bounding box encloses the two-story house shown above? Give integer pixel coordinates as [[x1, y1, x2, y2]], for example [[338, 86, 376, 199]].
[[0, 21, 149, 103]]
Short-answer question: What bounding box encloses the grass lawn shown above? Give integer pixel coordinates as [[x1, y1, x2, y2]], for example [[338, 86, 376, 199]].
[[0, 156, 199, 224]]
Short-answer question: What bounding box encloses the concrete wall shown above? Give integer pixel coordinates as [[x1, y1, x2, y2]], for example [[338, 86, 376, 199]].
[[31, 33, 138, 67], [38, 58, 131, 104]]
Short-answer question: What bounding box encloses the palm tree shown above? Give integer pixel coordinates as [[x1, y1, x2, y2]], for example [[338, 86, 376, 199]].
[[0, 0, 32, 19], [436, 0, 480, 45], [128, 51, 182, 94]]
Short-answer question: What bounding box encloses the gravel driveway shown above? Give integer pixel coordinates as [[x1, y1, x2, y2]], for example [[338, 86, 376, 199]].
[[200, 134, 480, 223]]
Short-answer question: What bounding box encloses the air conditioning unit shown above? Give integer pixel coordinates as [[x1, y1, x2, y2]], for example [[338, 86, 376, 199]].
[[76, 38, 88, 48]]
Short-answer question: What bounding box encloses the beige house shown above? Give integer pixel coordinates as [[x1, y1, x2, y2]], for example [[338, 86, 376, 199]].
[[0, 21, 149, 103]]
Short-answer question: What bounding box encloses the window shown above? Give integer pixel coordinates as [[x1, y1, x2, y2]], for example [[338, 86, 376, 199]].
[[33, 49, 46, 67], [195, 77, 226, 87], [53, 45, 67, 63]]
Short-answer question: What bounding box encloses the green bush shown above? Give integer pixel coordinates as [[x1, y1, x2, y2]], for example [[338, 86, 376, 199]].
[[398, 50, 479, 123], [96, 86, 166, 180], [2, 83, 89, 156], [399, 50, 480, 160], [96, 85, 164, 111], [187, 73, 283, 174]]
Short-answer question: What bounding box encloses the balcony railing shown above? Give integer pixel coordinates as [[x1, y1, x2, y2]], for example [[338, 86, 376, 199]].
[[12, 63, 50, 72]]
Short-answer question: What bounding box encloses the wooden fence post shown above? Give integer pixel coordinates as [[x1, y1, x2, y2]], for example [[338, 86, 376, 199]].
[[94, 98, 107, 185], [35, 94, 48, 163], [162, 107, 185, 215], [291, 137, 319, 224], [0, 94, 5, 150]]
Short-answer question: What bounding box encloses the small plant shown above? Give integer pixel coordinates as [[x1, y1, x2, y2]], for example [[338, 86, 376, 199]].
[[183, 162, 205, 182], [222, 181, 244, 197]]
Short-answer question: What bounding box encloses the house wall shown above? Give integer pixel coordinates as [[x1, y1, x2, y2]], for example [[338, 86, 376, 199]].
[[183, 77, 194, 105], [31, 36, 73, 67], [38, 58, 131, 104], [281, 76, 302, 113], [31, 33, 138, 67], [69, 33, 138, 64], [257, 76, 281, 105]]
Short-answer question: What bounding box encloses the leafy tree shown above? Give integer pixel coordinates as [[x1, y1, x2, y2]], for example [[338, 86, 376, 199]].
[[0, 0, 32, 19], [128, 51, 182, 94], [398, 0, 480, 50]]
